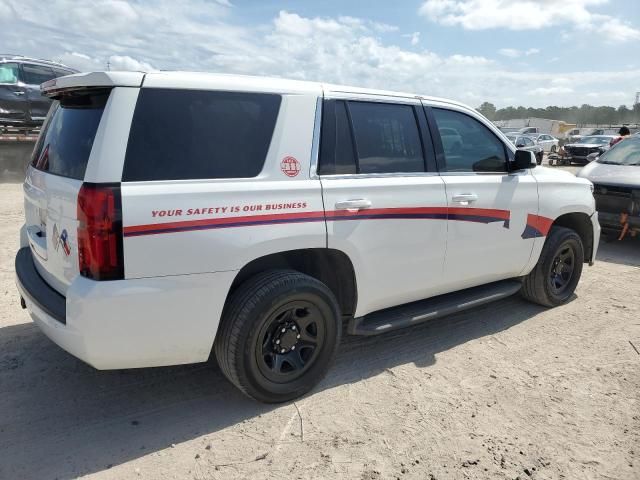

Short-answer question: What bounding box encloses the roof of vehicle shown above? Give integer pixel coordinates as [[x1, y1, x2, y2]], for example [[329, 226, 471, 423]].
[[41, 70, 474, 110], [0, 54, 77, 71]]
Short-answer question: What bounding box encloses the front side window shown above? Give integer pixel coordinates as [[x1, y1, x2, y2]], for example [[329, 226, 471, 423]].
[[348, 101, 425, 174], [0, 63, 19, 84], [123, 89, 281, 181], [21, 64, 56, 85], [432, 108, 507, 172]]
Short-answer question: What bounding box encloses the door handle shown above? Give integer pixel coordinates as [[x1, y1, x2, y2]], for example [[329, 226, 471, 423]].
[[12, 91, 25, 96], [451, 193, 478, 205], [335, 199, 372, 211]]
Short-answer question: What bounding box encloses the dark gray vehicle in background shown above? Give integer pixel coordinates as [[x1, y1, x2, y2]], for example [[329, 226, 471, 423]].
[[0, 55, 77, 130]]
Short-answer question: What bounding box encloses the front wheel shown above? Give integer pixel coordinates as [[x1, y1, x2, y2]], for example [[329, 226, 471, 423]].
[[521, 226, 584, 307], [215, 270, 341, 403]]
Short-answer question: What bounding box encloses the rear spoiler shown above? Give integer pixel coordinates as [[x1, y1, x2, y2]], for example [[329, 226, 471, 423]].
[[41, 71, 145, 98]]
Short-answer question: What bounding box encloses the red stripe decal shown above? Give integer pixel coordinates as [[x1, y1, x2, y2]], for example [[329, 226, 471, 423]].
[[526, 214, 554, 236], [124, 207, 512, 237], [123, 210, 326, 235]]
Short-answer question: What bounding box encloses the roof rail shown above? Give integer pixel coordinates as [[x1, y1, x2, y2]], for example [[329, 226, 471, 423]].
[[0, 54, 75, 69]]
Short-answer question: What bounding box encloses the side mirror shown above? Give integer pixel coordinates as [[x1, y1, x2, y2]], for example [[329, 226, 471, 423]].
[[511, 150, 537, 171]]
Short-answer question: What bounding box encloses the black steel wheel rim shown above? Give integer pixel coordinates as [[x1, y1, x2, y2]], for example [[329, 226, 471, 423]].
[[549, 242, 575, 295], [256, 300, 326, 383]]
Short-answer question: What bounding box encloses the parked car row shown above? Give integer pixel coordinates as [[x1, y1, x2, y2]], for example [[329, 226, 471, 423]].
[[504, 133, 544, 164]]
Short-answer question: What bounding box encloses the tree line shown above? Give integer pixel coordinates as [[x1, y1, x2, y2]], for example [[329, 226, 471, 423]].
[[476, 102, 640, 125]]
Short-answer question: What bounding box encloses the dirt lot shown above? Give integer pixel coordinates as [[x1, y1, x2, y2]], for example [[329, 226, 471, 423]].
[[0, 179, 638, 480]]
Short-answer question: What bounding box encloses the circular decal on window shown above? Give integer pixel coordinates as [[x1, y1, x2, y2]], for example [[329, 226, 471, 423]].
[[280, 156, 301, 177]]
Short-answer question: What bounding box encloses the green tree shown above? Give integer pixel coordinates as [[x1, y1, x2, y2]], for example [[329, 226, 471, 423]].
[[477, 102, 497, 120]]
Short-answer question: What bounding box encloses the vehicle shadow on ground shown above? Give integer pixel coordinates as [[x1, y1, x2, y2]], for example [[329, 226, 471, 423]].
[[0, 295, 548, 479], [596, 235, 640, 267]]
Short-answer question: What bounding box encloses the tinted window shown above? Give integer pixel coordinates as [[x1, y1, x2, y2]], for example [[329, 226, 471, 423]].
[[318, 100, 357, 175], [522, 137, 534, 146], [53, 68, 74, 78], [0, 63, 19, 84], [31, 90, 110, 180], [22, 64, 56, 85], [123, 89, 281, 181], [432, 108, 507, 172], [349, 102, 424, 174]]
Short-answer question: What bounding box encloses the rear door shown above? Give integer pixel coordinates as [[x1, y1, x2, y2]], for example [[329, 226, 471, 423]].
[[425, 104, 538, 290], [20, 63, 57, 122], [319, 96, 448, 316], [23, 89, 110, 294], [0, 62, 28, 123]]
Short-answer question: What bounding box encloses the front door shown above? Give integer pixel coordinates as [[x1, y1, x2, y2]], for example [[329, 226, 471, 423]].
[[426, 105, 538, 291], [319, 97, 448, 317]]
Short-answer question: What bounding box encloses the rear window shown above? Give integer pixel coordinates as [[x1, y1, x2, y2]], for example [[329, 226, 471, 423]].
[[123, 89, 282, 181], [31, 89, 110, 180]]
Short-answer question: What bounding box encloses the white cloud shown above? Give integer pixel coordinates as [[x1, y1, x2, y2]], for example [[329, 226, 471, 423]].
[[419, 0, 640, 43], [0, 2, 637, 108], [499, 47, 539, 58], [403, 32, 421, 45], [530, 86, 574, 95]]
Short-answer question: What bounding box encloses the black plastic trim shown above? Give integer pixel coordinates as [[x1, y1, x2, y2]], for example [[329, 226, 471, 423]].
[[15, 247, 66, 324]]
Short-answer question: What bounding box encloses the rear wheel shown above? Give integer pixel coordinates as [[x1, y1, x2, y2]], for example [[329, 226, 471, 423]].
[[521, 226, 584, 307], [215, 270, 341, 403]]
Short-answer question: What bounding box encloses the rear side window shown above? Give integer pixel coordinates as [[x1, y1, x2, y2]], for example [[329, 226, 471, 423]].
[[319, 100, 426, 175], [31, 90, 110, 180], [22, 64, 56, 85], [123, 89, 281, 181], [432, 108, 507, 172], [349, 102, 425, 174], [318, 100, 357, 175]]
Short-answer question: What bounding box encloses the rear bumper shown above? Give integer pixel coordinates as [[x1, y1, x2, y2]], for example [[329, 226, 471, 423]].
[[16, 247, 237, 369]]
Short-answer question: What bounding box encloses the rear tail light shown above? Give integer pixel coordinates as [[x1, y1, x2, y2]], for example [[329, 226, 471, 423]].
[[77, 183, 124, 280]]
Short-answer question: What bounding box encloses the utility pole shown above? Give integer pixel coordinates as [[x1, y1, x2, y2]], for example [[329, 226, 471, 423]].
[[106, 60, 111, 71], [635, 91, 640, 106]]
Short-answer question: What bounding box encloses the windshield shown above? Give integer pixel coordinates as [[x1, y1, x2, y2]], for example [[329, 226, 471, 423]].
[[578, 136, 611, 145], [597, 137, 640, 166]]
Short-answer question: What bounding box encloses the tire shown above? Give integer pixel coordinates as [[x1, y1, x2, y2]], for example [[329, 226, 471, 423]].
[[536, 152, 543, 165], [215, 270, 341, 403], [521, 226, 584, 307]]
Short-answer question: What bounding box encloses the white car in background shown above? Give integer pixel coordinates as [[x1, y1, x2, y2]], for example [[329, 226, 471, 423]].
[[530, 134, 559, 153]]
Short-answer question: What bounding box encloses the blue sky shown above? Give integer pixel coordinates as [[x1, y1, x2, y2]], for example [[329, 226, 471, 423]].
[[1, 0, 639, 107]]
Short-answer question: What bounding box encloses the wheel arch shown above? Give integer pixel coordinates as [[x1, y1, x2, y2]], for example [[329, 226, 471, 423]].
[[228, 248, 358, 317], [551, 212, 594, 263]]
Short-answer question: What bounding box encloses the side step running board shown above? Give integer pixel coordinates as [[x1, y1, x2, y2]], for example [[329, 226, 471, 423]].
[[348, 279, 522, 336]]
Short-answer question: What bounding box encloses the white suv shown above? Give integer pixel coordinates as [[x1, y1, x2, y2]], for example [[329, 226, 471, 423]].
[[15, 71, 600, 402]]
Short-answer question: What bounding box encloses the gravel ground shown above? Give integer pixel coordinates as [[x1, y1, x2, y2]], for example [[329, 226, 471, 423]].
[[0, 178, 638, 480]]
